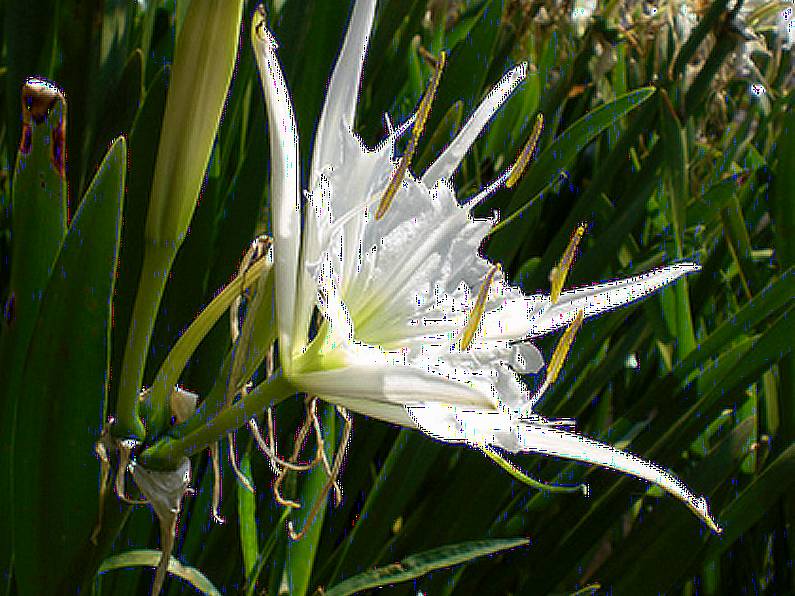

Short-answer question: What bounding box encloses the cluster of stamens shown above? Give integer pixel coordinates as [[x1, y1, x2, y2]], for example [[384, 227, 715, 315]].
[[461, 222, 589, 494]]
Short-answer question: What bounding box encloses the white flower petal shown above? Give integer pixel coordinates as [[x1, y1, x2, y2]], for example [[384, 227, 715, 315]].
[[323, 394, 418, 429], [294, 363, 497, 409], [422, 63, 528, 185], [407, 404, 719, 531], [406, 402, 467, 443], [486, 263, 701, 340], [515, 424, 721, 532], [415, 341, 543, 391], [310, 0, 377, 186], [252, 18, 301, 365], [481, 294, 546, 341], [351, 180, 493, 346], [409, 404, 518, 450], [315, 253, 355, 348], [494, 365, 534, 411]]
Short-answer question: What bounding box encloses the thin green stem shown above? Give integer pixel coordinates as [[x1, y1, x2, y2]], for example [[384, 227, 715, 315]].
[[145, 257, 272, 434], [115, 242, 177, 440], [481, 446, 588, 495], [139, 374, 296, 469]]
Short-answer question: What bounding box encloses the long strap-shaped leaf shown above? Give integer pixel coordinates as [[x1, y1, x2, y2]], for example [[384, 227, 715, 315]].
[[99, 549, 221, 596], [12, 137, 126, 595], [0, 79, 68, 587], [323, 538, 528, 596]]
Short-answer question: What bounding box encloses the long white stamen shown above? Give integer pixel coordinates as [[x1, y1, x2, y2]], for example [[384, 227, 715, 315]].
[[376, 51, 446, 220], [505, 113, 543, 188], [391, 112, 417, 142], [551, 224, 587, 304], [481, 445, 588, 494], [460, 264, 501, 350], [523, 309, 584, 413], [462, 165, 514, 208]]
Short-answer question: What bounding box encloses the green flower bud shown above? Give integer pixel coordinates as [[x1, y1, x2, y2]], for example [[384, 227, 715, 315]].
[[145, 0, 244, 246]]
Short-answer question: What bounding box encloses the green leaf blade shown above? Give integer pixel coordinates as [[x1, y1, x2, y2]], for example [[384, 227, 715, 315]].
[[491, 87, 655, 265], [12, 137, 126, 594], [99, 549, 222, 596], [324, 538, 529, 596], [0, 85, 68, 585]]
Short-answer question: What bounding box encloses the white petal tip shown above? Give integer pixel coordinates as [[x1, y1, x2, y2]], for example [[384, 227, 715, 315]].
[[680, 261, 702, 272], [693, 495, 722, 534], [512, 62, 529, 80], [253, 6, 278, 50]]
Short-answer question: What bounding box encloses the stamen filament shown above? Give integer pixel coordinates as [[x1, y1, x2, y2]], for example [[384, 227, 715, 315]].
[[376, 51, 446, 220], [311, 405, 343, 504], [249, 418, 317, 472], [505, 113, 544, 188], [273, 399, 318, 509], [481, 445, 588, 494], [460, 263, 500, 350], [114, 439, 148, 505], [522, 310, 585, 414], [91, 439, 111, 544], [462, 162, 513, 207], [550, 224, 586, 304]]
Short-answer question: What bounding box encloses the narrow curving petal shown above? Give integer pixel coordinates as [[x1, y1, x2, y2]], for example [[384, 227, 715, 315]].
[[294, 363, 497, 410], [324, 394, 419, 428], [421, 62, 528, 186], [406, 402, 468, 443], [252, 8, 301, 366], [515, 423, 721, 532], [484, 263, 701, 340], [310, 0, 378, 186]]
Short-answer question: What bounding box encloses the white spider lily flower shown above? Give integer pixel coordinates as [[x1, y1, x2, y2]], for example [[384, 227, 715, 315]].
[[252, 1, 720, 533]]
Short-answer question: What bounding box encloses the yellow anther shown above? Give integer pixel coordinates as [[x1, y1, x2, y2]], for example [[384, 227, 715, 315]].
[[460, 263, 500, 351], [550, 223, 586, 304], [506, 113, 544, 189], [376, 51, 447, 220], [545, 309, 584, 385]]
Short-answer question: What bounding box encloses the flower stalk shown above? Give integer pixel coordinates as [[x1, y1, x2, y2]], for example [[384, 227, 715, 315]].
[[139, 374, 296, 470], [115, 243, 175, 440], [114, 0, 244, 440]]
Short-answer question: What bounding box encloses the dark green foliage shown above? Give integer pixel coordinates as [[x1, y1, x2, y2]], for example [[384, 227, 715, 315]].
[[13, 137, 126, 594], [0, 1, 792, 594]]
